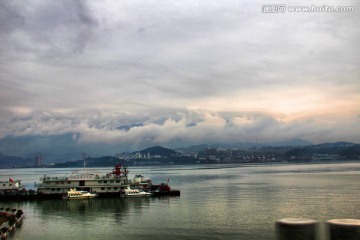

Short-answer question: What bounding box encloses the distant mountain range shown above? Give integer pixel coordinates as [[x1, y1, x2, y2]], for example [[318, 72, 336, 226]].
[[0, 134, 120, 163], [0, 133, 313, 164], [175, 138, 312, 152], [0, 142, 359, 168], [0, 153, 33, 168], [48, 146, 181, 168]]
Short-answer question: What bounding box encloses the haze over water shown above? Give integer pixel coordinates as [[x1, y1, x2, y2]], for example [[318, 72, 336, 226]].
[[1, 162, 360, 240]]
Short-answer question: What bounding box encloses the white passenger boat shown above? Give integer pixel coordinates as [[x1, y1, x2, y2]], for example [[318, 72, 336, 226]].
[[63, 188, 97, 199], [121, 187, 152, 197]]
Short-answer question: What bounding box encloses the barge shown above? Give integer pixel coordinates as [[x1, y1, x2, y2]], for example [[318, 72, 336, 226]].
[[0, 164, 180, 201], [0, 179, 37, 201]]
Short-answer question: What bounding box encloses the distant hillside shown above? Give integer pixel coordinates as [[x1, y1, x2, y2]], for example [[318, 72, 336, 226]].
[[51, 146, 184, 168], [0, 153, 33, 168], [339, 144, 360, 159], [284, 142, 360, 161], [137, 146, 178, 157], [178, 139, 312, 152], [0, 133, 122, 163], [1, 142, 359, 168], [267, 138, 313, 147], [51, 156, 129, 168]]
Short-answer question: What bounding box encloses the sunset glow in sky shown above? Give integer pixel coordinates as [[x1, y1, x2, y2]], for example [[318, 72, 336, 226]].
[[0, 0, 359, 151]]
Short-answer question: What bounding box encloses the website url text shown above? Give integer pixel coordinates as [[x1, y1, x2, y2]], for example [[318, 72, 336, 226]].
[[261, 4, 355, 13]]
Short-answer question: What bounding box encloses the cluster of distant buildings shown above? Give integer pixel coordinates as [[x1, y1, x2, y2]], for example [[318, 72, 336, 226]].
[[115, 147, 277, 164], [114, 147, 347, 164], [196, 147, 276, 163], [115, 152, 163, 160], [311, 154, 341, 161]]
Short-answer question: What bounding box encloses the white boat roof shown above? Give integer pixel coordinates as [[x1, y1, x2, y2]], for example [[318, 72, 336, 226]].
[[65, 169, 103, 180]]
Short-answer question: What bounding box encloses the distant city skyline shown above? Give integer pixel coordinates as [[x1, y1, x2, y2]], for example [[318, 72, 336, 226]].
[[0, 0, 359, 153]]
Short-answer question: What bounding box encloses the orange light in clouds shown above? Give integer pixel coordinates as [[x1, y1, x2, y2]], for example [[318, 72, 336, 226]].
[[187, 85, 359, 123], [9, 107, 32, 115]]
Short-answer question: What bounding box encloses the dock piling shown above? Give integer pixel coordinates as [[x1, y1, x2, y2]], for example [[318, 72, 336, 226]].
[[326, 219, 360, 240], [275, 218, 318, 240]]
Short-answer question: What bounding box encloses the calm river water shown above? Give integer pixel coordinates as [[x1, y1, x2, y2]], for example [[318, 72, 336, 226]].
[[1, 162, 360, 240]]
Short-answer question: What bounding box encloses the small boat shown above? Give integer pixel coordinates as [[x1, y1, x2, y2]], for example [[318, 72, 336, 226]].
[[121, 187, 152, 197], [63, 189, 97, 199], [151, 183, 181, 196]]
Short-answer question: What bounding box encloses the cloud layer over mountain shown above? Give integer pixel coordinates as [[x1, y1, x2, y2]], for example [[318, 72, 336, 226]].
[[0, 0, 359, 154]]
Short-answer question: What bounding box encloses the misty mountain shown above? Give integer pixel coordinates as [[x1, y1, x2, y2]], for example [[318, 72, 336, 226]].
[[266, 138, 313, 147], [177, 139, 312, 152], [50, 146, 178, 168], [0, 134, 121, 163], [284, 142, 359, 161], [137, 146, 178, 157], [0, 153, 33, 168], [52, 156, 128, 168], [1, 142, 359, 168], [0, 133, 307, 163], [0, 132, 357, 167]]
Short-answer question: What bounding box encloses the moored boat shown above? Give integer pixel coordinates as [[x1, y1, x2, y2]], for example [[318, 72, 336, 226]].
[[63, 189, 97, 199], [0, 179, 37, 201], [0, 208, 25, 234], [121, 187, 152, 197], [2, 164, 180, 201], [36, 164, 136, 199], [151, 183, 181, 196]]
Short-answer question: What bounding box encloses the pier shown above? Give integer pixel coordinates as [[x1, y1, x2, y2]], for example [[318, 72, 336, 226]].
[[0, 208, 24, 240]]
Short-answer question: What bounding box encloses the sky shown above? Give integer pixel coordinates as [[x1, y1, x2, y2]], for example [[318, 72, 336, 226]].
[[0, 0, 359, 152]]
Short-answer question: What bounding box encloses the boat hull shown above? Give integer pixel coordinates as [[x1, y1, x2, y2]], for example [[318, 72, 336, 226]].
[[152, 189, 180, 197], [0, 190, 180, 201], [0, 194, 39, 201]]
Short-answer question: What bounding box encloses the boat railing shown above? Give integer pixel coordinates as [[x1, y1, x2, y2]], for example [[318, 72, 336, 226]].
[[40, 177, 68, 181]]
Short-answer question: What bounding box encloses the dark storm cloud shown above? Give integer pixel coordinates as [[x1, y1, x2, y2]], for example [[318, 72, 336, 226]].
[[0, 0, 97, 59]]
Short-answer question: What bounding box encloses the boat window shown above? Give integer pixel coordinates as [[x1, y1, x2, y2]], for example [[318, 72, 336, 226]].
[[110, 180, 114, 183], [107, 187, 111, 190], [98, 181, 102, 184], [116, 180, 120, 183], [101, 187, 105, 190], [67, 181, 71, 184], [51, 188, 55, 191], [114, 187, 118, 190], [103, 181, 107, 183]]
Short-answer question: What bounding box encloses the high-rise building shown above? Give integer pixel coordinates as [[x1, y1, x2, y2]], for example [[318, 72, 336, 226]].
[[34, 155, 43, 166]]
